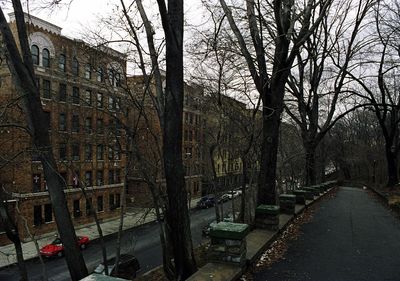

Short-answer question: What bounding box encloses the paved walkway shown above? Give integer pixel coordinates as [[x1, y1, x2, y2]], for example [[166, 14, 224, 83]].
[[254, 187, 400, 281], [0, 198, 201, 268]]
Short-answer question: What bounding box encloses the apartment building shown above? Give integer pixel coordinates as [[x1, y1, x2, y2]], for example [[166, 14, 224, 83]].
[[126, 76, 205, 207], [0, 14, 127, 244]]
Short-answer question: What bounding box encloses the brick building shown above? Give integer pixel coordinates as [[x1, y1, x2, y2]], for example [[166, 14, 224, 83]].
[[126, 76, 205, 207], [0, 14, 127, 244]]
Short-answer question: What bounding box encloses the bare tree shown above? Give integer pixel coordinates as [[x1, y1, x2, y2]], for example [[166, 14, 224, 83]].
[[217, 0, 333, 205], [285, 0, 376, 185], [345, 0, 400, 187], [0, 2, 88, 280]]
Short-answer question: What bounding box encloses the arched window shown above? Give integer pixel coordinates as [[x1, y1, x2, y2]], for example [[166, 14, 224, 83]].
[[31, 45, 39, 65], [59, 54, 66, 72], [42, 48, 50, 67], [72, 57, 79, 76]]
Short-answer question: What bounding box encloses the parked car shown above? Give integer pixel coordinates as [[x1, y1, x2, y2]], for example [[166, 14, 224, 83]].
[[40, 236, 90, 257], [218, 194, 231, 203], [93, 254, 141, 279], [196, 195, 216, 208]]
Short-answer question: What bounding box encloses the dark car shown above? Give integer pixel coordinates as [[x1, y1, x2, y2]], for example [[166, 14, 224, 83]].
[[196, 195, 216, 209], [93, 254, 140, 279]]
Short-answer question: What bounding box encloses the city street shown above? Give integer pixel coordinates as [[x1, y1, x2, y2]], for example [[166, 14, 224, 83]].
[[0, 202, 232, 281]]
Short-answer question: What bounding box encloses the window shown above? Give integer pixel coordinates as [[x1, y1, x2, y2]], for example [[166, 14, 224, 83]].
[[116, 97, 121, 111], [59, 143, 67, 160], [59, 54, 66, 71], [34, 205, 43, 226], [60, 172, 67, 188], [84, 90, 92, 106], [97, 196, 103, 212], [97, 67, 104, 82], [43, 111, 51, 130], [33, 174, 41, 192], [44, 204, 52, 223], [115, 194, 121, 208], [86, 198, 92, 215], [96, 118, 104, 134], [96, 144, 104, 160], [42, 79, 51, 98], [108, 97, 114, 111], [85, 171, 92, 187], [114, 144, 121, 160], [72, 172, 79, 188], [108, 170, 114, 184], [108, 146, 114, 160], [116, 169, 121, 183], [72, 143, 80, 161], [96, 170, 103, 186], [97, 93, 103, 108], [59, 83, 67, 102], [72, 57, 79, 76], [115, 120, 122, 136], [72, 87, 80, 104], [59, 113, 67, 131], [31, 45, 39, 65], [85, 64, 91, 79], [72, 114, 79, 132], [109, 194, 115, 210], [85, 144, 92, 160], [73, 200, 81, 218], [85, 117, 92, 133], [42, 48, 50, 67]]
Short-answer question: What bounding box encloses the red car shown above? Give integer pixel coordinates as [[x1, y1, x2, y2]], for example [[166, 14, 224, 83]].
[[40, 236, 90, 257]]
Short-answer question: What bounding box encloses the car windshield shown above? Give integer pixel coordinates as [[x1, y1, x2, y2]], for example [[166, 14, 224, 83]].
[[51, 238, 62, 245]]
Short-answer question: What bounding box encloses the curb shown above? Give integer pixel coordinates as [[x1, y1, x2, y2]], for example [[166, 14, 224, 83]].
[[0, 204, 203, 271]]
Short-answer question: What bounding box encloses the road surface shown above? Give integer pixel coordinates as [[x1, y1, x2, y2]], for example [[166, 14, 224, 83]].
[[0, 201, 234, 281], [255, 187, 400, 281]]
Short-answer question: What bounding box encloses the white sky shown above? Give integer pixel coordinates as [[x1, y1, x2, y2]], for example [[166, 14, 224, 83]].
[[3, 0, 203, 39]]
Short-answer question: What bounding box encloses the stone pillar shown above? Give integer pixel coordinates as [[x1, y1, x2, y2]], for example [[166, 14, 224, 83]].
[[292, 190, 307, 205], [254, 205, 280, 230], [279, 194, 296, 214], [208, 222, 249, 266]]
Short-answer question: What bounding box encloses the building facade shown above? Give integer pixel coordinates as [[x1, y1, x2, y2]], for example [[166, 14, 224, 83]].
[[0, 14, 127, 244], [126, 76, 205, 207]]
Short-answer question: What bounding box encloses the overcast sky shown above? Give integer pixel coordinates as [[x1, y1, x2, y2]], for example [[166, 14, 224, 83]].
[[3, 0, 203, 38]]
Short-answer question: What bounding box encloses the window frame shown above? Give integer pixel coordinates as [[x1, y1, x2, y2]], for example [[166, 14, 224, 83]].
[[42, 48, 50, 68], [59, 54, 66, 71], [31, 45, 39, 65]]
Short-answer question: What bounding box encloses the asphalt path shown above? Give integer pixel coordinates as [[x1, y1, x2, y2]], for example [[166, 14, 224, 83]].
[[255, 187, 400, 281], [0, 201, 234, 281]]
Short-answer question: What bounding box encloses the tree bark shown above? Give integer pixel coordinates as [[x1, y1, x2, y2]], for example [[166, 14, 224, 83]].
[[385, 144, 398, 187], [304, 141, 317, 186], [157, 0, 197, 279]]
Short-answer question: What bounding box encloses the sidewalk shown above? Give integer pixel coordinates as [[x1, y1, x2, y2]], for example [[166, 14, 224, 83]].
[[0, 197, 202, 269]]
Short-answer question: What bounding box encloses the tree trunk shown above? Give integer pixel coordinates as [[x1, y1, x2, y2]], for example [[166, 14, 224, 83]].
[[160, 0, 197, 278], [257, 84, 285, 205], [385, 145, 398, 187], [0, 197, 28, 281], [304, 142, 317, 186], [0, 5, 88, 280], [239, 159, 248, 223]]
